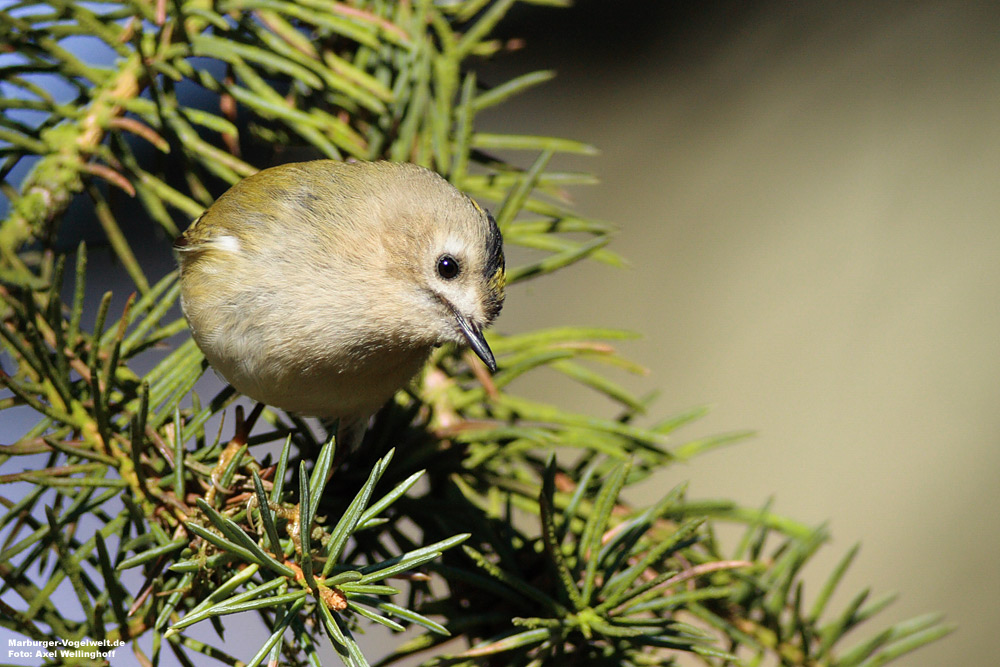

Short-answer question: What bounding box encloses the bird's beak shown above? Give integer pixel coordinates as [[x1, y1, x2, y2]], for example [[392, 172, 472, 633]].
[[452, 310, 497, 373]]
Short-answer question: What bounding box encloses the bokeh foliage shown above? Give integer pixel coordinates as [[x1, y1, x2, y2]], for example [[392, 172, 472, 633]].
[[1, 1, 952, 665]]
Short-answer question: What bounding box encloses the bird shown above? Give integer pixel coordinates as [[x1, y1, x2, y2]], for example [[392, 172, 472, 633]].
[[174, 159, 505, 450]]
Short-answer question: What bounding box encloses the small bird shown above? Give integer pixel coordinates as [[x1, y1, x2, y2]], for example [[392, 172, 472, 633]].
[[175, 159, 505, 448]]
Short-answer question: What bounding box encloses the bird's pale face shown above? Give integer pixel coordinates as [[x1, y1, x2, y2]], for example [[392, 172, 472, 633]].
[[400, 203, 505, 371]]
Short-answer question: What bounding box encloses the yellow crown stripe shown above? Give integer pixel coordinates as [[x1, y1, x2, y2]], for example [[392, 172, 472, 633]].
[[489, 266, 506, 298]]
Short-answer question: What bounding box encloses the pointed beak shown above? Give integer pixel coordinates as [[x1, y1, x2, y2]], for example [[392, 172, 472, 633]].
[[452, 310, 497, 373]]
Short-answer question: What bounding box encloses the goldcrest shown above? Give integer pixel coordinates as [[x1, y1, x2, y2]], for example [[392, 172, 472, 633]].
[[175, 160, 505, 446]]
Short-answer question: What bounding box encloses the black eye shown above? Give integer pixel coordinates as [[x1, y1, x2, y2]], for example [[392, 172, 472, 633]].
[[437, 254, 460, 280]]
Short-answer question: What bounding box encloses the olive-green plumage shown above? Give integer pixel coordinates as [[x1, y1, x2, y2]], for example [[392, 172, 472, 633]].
[[175, 160, 504, 445]]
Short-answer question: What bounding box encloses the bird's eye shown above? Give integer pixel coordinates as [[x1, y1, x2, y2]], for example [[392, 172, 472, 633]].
[[437, 254, 460, 280]]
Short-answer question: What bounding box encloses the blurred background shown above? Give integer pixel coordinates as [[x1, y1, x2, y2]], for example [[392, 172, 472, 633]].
[[481, 1, 1000, 665], [3, 1, 998, 665]]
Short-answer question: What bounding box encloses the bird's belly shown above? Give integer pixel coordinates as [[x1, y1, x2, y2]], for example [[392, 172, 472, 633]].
[[212, 345, 432, 418]]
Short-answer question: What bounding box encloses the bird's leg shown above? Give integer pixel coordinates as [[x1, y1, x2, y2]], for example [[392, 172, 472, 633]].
[[205, 402, 265, 505], [233, 402, 265, 447], [330, 414, 367, 472]]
